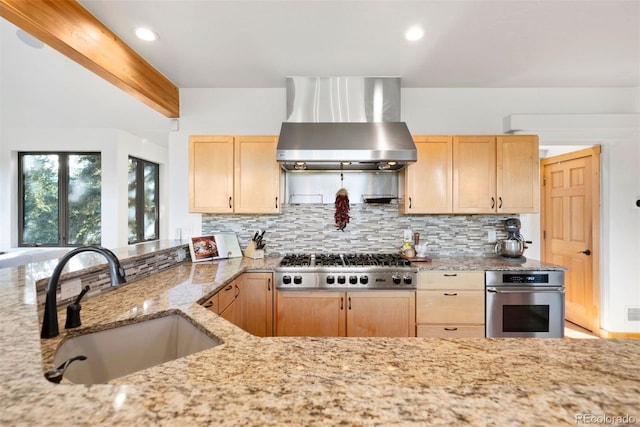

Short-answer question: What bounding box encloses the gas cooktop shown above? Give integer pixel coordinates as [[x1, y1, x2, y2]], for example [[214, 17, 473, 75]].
[[278, 253, 412, 268], [275, 253, 417, 289]]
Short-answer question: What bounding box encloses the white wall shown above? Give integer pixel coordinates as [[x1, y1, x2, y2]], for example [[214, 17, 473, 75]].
[[169, 86, 639, 333], [167, 88, 285, 239], [0, 128, 168, 249]]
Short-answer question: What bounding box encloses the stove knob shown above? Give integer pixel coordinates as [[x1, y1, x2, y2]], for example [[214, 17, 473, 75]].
[[337, 276, 346, 285], [349, 276, 358, 285], [403, 275, 413, 285], [293, 276, 303, 285], [360, 275, 369, 285], [326, 275, 335, 284], [282, 275, 292, 285], [392, 274, 402, 285]]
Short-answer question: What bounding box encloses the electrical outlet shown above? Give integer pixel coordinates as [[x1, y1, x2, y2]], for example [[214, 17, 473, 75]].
[[487, 228, 497, 243], [59, 279, 82, 301]]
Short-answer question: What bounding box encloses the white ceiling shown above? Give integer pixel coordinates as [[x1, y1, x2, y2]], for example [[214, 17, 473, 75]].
[[78, 0, 640, 88], [1, 1, 638, 145]]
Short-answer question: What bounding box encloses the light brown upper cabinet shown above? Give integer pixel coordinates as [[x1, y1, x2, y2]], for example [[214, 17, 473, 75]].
[[189, 135, 281, 214], [453, 135, 539, 214], [495, 135, 540, 214], [401, 136, 453, 214], [452, 136, 497, 213]]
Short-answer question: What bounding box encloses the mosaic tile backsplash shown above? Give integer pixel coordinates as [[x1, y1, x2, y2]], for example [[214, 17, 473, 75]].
[[202, 204, 517, 256], [36, 246, 189, 309]]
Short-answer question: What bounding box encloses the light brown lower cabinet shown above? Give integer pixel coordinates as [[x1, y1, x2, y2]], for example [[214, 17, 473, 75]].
[[219, 295, 240, 325], [238, 272, 274, 337], [201, 272, 274, 337], [416, 325, 485, 338], [416, 271, 485, 337], [275, 290, 416, 337], [217, 280, 241, 325]]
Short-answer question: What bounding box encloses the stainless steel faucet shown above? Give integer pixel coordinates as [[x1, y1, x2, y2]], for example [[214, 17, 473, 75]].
[[41, 246, 126, 339]]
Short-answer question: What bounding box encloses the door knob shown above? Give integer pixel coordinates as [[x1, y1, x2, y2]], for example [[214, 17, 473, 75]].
[[578, 249, 591, 256]]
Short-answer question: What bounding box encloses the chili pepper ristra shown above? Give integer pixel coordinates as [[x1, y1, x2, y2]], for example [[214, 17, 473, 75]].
[[335, 188, 350, 231]]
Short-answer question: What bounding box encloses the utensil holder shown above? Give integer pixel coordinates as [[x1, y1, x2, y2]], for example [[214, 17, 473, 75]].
[[244, 240, 264, 259]]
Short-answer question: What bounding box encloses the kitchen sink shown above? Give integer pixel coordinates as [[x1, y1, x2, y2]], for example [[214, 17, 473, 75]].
[[53, 313, 220, 384]]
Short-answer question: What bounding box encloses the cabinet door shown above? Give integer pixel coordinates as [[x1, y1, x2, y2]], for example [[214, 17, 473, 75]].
[[220, 298, 240, 326], [234, 136, 281, 214], [416, 325, 485, 338], [453, 136, 496, 213], [346, 291, 416, 337], [275, 291, 345, 337], [416, 290, 485, 324], [202, 293, 220, 314], [218, 282, 238, 313], [239, 272, 274, 337], [402, 136, 452, 214], [417, 271, 485, 290], [189, 136, 234, 213], [496, 135, 539, 213]]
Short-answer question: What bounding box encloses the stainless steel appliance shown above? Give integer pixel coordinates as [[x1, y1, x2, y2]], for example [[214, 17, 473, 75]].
[[275, 253, 417, 289], [485, 270, 565, 338], [277, 77, 417, 171], [494, 218, 532, 259]]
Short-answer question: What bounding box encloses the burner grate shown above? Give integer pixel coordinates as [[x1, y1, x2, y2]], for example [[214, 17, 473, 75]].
[[278, 253, 410, 268]]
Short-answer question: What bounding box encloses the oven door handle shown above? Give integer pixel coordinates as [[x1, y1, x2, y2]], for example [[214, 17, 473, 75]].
[[486, 286, 565, 293]]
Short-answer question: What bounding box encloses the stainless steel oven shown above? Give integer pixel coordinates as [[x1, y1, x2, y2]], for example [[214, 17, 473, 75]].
[[485, 270, 565, 338]]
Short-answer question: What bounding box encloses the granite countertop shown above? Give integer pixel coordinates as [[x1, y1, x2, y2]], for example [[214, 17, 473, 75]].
[[416, 255, 566, 271], [2, 242, 637, 426]]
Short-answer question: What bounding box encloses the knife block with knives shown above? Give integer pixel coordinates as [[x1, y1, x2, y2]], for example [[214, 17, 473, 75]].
[[244, 230, 266, 259], [244, 240, 264, 259]]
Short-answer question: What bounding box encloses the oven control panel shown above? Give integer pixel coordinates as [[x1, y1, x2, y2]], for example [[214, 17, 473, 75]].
[[485, 270, 565, 287]]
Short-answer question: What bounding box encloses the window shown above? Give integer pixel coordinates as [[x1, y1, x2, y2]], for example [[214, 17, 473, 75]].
[[19, 152, 101, 247], [128, 157, 159, 244]]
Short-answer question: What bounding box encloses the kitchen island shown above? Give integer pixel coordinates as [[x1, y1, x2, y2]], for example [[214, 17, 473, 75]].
[[2, 242, 638, 426]]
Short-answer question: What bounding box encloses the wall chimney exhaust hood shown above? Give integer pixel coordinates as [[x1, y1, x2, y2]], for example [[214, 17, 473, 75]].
[[277, 77, 416, 171]]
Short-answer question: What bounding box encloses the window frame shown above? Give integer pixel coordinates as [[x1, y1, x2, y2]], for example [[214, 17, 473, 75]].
[[128, 156, 160, 244], [18, 151, 102, 247]]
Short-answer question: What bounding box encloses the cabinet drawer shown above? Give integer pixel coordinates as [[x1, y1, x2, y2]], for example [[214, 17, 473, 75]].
[[202, 293, 220, 314], [416, 290, 485, 323], [417, 271, 484, 290], [218, 283, 237, 312], [417, 325, 485, 338]]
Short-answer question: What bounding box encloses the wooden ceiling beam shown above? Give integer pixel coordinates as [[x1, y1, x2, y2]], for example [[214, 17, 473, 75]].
[[0, 0, 180, 118]]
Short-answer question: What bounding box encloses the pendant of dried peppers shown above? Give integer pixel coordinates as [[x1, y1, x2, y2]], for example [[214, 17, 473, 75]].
[[335, 188, 350, 231]]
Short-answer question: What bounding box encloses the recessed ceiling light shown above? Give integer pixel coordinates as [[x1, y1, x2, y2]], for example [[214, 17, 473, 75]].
[[134, 27, 158, 42], [404, 26, 424, 42], [16, 29, 44, 49]]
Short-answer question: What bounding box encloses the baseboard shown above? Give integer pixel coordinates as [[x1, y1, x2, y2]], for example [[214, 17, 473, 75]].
[[599, 330, 640, 339]]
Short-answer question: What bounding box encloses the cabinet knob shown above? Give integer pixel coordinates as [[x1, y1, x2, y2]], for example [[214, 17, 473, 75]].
[[229, 197, 232, 209]]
